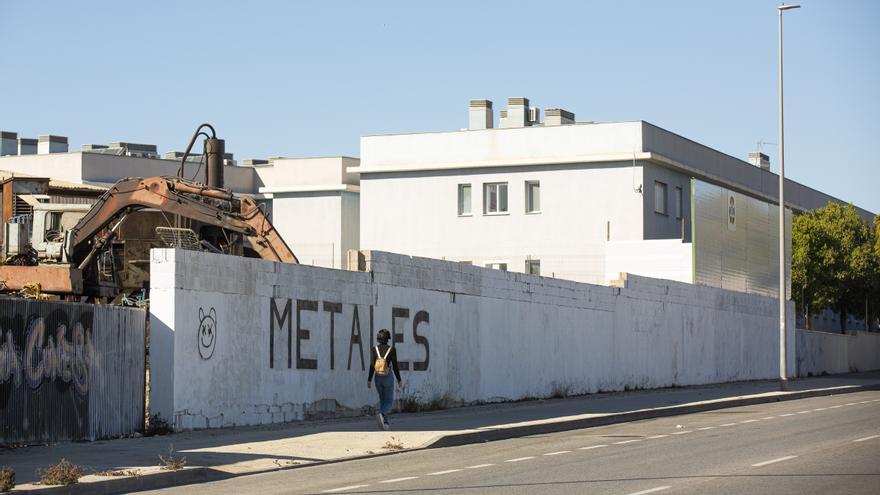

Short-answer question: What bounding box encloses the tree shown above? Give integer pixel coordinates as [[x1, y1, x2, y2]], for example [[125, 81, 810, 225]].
[[792, 202, 879, 333]]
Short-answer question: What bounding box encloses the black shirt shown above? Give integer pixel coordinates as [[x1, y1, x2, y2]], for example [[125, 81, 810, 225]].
[[368, 343, 402, 382]]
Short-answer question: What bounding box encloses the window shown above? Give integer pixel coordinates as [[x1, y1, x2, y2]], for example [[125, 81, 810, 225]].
[[483, 182, 508, 214], [525, 181, 540, 213], [526, 259, 541, 276], [486, 262, 508, 271], [675, 186, 683, 219], [457, 184, 472, 216], [654, 181, 667, 215]]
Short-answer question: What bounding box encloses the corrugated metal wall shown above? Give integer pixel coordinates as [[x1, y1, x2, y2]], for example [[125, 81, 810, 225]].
[[0, 297, 145, 444], [692, 179, 791, 298]]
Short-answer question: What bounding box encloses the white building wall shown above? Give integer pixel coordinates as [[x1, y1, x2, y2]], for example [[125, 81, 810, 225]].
[[360, 164, 644, 284], [605, 239, 693, 284], [271, 192, 344, 269], [149, 249, 809, 431]]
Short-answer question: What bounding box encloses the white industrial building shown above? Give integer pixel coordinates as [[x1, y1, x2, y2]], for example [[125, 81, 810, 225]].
[[0, 131, 359, 269], [3, 99, 875, 302], [355, 97, 875, 299]]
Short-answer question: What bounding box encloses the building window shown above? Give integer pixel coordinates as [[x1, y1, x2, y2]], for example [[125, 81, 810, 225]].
[[654, 181, 667, 215], [486, 262, 508, 271], [675, 186, 683, 219], [525, 181, 540, 213], [483, 182, 508, 214], [526, 259, 540, 275], [457, 184, 472, 216]]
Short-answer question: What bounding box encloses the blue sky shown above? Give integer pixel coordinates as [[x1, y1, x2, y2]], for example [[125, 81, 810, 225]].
[[1, 0, 878, 213]]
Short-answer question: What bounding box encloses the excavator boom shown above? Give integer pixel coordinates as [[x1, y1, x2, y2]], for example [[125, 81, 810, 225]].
[[68, 176, 298, 265]]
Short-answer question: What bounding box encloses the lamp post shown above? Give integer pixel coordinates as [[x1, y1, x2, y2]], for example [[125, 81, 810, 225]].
[[778, 2, 800, 391]]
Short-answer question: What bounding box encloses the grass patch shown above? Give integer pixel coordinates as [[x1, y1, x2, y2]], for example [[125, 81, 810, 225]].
[[145, 413, 173, 437], [158, 446, 187, 471], [382, 436, 404, 450], [0, 466, 14, 493], [37, 459, 83, 486]]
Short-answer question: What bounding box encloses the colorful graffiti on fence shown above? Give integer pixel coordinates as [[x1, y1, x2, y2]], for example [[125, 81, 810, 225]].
[[0, 318, 94, 396]]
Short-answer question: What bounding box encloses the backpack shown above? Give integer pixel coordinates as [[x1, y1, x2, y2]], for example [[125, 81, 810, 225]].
[[374, 346, 393, 376]]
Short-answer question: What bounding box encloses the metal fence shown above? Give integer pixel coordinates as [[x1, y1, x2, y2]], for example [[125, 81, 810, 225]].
[[0, 297, 146, 444]]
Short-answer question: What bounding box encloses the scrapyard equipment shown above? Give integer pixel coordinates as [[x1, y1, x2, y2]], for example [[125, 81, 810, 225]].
[[0, 124, 298, 300]]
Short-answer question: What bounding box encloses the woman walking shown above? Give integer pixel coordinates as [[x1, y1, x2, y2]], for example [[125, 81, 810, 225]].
[[367, 329, 402, 430]]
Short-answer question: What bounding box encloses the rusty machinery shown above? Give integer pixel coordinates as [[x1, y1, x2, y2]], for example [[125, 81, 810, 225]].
[[0, 124, 298, 300]]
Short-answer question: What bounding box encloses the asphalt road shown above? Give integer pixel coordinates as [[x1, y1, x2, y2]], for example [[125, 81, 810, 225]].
[[144, 391, 880, 495]]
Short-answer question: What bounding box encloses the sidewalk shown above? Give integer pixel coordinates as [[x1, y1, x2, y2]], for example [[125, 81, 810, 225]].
[[4, 371, 879, 494]]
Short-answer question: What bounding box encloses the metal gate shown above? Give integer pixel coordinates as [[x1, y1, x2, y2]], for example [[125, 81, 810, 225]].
[[0, 297, 146, 443]]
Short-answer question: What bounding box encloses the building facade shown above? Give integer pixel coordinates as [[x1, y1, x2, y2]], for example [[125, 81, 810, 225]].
[[355, 98, 874, 297]]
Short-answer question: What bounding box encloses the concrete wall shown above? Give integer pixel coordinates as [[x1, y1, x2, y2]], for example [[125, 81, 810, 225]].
[[359, 163, 645, 284], [149, 248, 798, 431], [795, 329, 880, 377]]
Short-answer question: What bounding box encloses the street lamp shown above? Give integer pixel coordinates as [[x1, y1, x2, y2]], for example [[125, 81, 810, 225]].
[[778, 2, 800, 391]]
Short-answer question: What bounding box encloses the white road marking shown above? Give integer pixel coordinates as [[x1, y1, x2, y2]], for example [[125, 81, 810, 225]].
[[613, 439, 641, 444], [720, 423, 738, 427], [544, 450, 571, 456], [740, 419, 758, 424], [697, 426, 715, 430], [647, 434, 669, 439], [466, 463, 495, 469], [752, 455, 797, 467], [761, 416, 776, 420], [627, 486, 671, 495], [323, 485, 370, 493], [779, 413, 795, 417], [796, 411, 811, 414], [428, 469, 461, 475], [505, 456, 535, 463], [813, 408, 827, 411], [671, 430, 691, 435], [579, 444, 609, 450], [859, 401, 871, 404], [846, 403, 858, 406], [853, 435, 880, 443], [380, 477, 418, 484], [830, 405, 843, 408]]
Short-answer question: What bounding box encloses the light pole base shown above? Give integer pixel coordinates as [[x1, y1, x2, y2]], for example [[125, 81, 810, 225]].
[[780, 378, 789, 391]]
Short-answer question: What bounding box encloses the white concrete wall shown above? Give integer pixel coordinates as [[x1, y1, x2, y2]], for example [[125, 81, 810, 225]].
[[149, 248, 799, 431], [605, 240, 693, 284], [795, 329, 880, 377], [360, 164, 645, 284]]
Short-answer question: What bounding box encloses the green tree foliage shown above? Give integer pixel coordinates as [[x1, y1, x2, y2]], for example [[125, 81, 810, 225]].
[[792, 202, 879, 332]]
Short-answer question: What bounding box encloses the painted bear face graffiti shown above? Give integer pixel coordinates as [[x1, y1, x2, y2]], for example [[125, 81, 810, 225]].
[[198, 307, 217, 360]]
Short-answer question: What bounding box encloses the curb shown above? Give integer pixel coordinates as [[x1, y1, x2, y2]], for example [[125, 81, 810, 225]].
[[425, 383, 880, 448], [16, 382, 879, 494]]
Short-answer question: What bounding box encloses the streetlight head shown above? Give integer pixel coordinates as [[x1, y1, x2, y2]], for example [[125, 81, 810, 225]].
[[778, 3, 801, 11]]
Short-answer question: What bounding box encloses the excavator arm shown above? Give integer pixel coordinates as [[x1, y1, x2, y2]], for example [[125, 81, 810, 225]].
[[68, 176, 298, 265]]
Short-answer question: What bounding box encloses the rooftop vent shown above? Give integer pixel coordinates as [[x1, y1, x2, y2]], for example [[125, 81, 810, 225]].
[[243, 159, 269, 166], [81, 144, 109, 151], [109, 142, 159, 158], [18, 138, 37, 155], [1, 131, 17, 156], [468, 99, 494, 130], [545, 108, 575, 126], [37, 135, 68, 154], [502, 97, 530, 128], [748, 152, 770, 171]]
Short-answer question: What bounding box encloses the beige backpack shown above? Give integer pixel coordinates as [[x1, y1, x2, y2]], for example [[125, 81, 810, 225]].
[[374, 346, 393, 376]]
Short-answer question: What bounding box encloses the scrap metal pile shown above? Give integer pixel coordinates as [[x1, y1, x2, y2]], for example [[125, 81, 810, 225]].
[[0, 125, 298, 303]]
